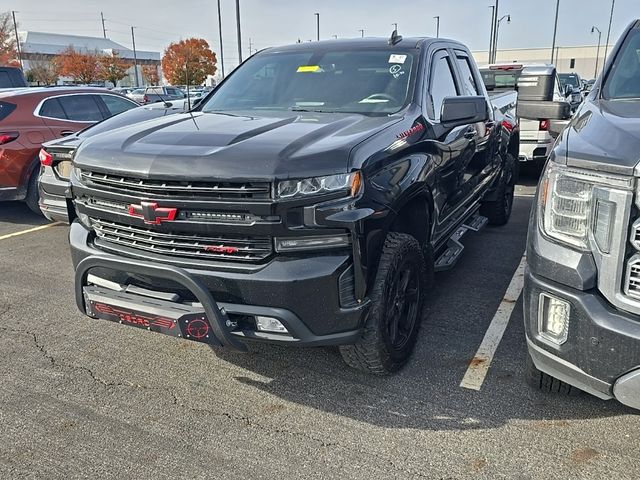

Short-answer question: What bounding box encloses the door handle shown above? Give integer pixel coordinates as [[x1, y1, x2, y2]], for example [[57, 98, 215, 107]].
[[60, 130, 74, 136]]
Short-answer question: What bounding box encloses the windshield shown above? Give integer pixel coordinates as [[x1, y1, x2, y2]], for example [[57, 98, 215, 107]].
[[201, 48, 417, 115], [603, 27, 640, 100], [559, 74, 580, 88]]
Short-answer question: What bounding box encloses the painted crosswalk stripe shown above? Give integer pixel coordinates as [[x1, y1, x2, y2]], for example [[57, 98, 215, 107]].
[[460, 255, 527, 391], [0, 222, 62, 241]]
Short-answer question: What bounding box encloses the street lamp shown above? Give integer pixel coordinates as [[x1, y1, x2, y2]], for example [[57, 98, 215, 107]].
[[433, 16, 440, 38], [314, 13, 320, 41], [550, 0, 560, 64], [493, 14, 510, 61], [591, 26, 602, 78], [488, 6, 495, 63]]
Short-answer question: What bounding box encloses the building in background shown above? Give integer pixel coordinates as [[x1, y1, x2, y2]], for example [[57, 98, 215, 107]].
[[473, 44, 613, 80], [18, 31, 161, 86]]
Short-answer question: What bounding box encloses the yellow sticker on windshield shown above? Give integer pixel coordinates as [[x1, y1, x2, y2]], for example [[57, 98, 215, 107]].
[[297, 65, 321, 73]]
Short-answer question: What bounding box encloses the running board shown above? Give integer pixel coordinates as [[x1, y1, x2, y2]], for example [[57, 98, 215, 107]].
[[434, 213, 488, 272]]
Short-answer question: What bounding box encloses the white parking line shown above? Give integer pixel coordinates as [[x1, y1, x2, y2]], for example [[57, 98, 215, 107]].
[[460, 255, 527, 391], [0, 222, 62, 241]]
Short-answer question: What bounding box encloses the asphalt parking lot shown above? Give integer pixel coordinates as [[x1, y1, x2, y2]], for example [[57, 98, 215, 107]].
[[0, 173, 638, 480]]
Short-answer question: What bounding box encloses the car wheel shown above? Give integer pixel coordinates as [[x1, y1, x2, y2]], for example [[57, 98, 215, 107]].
[[339, 232, 426, 375], [480, 153, 516, 226], [25, 167, 43, 216], [525, 353, 581, 396]]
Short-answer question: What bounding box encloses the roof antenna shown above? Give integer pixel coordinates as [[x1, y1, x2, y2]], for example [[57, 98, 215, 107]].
[[388, 29, 402, 46]]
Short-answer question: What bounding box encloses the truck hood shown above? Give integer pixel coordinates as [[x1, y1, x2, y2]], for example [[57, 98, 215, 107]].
[[565, 99, 640, 175], [74, 110, 402, 181]]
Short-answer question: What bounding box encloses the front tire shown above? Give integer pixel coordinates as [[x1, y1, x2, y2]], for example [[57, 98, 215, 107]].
[[525, 354, 581, 396], [339, 232, 426, 375]]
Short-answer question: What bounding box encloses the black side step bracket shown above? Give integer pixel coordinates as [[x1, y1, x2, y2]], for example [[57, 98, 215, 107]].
[[434, 213, 488, 272]]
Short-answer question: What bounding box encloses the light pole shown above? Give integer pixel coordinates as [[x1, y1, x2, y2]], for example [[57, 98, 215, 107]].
[[217, 0, 225, 78], [488, 6, 496, 64], [130, 26, 139, 87], [358, 29, 364, 38], [434, 16, 440, 38], [591, 26, 602, 78], [235, 0, 243, 64], [11, 11, 22, 70], [550, 0, 560, 64], [494, 14, 510, 61], [314, 13, 320, 41], [603, 0, 616, 65]]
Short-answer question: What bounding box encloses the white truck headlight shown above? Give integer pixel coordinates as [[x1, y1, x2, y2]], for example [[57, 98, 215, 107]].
[[276, 172, 361, 200]]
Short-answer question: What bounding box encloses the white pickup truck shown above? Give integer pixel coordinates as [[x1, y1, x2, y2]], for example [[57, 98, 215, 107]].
[[480, 64, 572, 168]]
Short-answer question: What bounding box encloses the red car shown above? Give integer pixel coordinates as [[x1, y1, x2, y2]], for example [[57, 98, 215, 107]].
[[0, 87, 138, 213]]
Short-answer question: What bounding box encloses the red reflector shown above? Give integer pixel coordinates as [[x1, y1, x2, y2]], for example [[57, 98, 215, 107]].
[[143, 95, 148, 103], [501, 120, 514, 132], [39, 148, 54, 166], [0, 131, 19, 145], [539, 120, 550, 131]]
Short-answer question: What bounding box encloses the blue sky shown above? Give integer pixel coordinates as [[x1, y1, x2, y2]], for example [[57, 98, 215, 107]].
[[9, 0, 639, 68]]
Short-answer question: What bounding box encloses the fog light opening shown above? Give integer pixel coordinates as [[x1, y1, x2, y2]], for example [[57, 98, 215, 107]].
[[538, 293, 570, 346], [255, 316, 289, 334]]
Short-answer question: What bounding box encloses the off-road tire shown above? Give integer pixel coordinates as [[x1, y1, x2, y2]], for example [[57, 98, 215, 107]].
[[25, 167, 43, 216], [480, 153, 516, 226], [339, 232, 426, 375], [526, 353, 581, 396]]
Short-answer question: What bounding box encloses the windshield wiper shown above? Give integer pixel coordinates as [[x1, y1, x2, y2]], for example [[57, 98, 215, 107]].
[[288, 107, 333, 113]]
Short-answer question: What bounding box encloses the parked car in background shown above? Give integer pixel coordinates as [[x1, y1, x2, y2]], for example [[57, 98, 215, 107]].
[[39, 102, 185, 222], [142, 86, 186, 104], [0, 66, 27, 89], [126, 88, 146, 103], [69, 34, 519, 373], [524, 20, 640, 410], [0, 87, 138, 213], [558, 73, 584, 111], [111, 87, 136, 96], [481, 64, 572, 168]]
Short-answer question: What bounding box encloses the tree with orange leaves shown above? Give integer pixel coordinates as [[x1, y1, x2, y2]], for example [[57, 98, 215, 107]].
[[56, 47, 100, 84], [161, 38, 216, 86], [141, 64, 160, 85], [98, 52, 132, 87], [0, 12, 19, 67]]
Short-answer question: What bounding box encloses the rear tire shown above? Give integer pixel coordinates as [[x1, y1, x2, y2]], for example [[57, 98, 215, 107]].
[[525, 353, 581, 396], [339, 232, 426, 375], [25, 167, 43, 216], [480, 153, 516, 226]]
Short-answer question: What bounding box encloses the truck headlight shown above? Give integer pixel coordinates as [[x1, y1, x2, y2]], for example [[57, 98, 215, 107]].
[[276, 172, 361, 200], [538, 160, 632, 251]]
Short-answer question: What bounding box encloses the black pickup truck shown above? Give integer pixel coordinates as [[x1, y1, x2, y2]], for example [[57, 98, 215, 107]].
[[524, 20, 640, 408], [69, 34, 518, 373]]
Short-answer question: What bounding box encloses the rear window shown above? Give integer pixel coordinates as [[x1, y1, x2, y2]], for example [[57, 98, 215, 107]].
[[39, 98, 67, 119], [0, 101, 16, 121]]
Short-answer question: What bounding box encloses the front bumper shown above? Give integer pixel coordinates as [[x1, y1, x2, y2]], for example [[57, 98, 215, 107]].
[[70, 221, 369, 348], [525, 267, 640, 410]]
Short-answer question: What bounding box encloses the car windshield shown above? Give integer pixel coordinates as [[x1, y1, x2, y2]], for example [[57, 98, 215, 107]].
[[603, 27, 640, 100], [559, 74, 580, 88], [201, 48, 417, 115]]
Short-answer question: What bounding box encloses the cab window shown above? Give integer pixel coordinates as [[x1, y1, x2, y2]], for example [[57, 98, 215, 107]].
[[428, 52, 459, 121]]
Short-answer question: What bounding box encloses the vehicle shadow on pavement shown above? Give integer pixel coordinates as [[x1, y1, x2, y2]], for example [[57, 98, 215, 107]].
[[0, 202, 51, 227], [211, 195, 635, 431]]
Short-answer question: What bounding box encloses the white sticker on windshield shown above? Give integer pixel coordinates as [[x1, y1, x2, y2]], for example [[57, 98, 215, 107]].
[[389, 54, 407, 64]]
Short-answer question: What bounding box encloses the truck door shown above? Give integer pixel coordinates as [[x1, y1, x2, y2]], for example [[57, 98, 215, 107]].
[[452, 50, 496, 197], [425, 49, 474, 240]]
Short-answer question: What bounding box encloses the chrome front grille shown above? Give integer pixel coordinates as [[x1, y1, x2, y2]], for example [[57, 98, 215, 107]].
[[92, 219, 273, 262], [81, 170, 271, 201]]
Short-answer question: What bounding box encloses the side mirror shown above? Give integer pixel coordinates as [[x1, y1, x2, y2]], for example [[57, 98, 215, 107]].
[[441, 96, 489, 128], [563, 84, 573, 97], [518, 100, 572, 121], [192, 97, 203, 108]]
